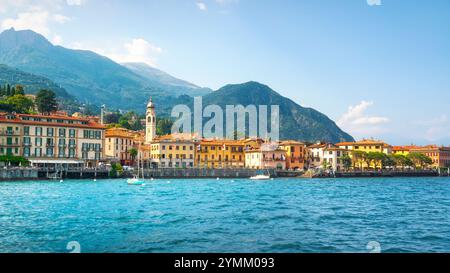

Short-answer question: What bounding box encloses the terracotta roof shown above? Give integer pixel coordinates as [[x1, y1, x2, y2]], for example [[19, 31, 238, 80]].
[[279, 140, 306, 146], [0, 113, 105, 129], [336, 139, 388, 147]]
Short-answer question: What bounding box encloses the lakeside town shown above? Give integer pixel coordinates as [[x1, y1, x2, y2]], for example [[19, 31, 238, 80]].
[[1, 89, 450, 180]]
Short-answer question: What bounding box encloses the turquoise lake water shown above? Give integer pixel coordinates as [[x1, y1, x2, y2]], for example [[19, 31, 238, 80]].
[[1, 177, 450, 253]]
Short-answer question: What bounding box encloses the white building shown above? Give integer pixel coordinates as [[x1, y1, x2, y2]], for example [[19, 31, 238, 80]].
[[323, 147, 350, 172]]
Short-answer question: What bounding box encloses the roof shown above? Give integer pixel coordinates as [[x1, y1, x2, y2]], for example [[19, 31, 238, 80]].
[[279, 140, 306, 146], [0, 113, 105, 129], [105, 128, 139, 138], [393, 145, 420, 151], [336, 139, 389, 147]]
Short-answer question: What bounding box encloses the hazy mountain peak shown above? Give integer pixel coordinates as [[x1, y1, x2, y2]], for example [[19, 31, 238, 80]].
[[0, 28, 52, 51]]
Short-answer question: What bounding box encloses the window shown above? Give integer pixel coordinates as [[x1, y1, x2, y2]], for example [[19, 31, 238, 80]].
[[47, 128, 54, 137], [35, 138, 42, 146], [69, 129, 76, 138], [35, 127, 43, 136], [24, 126, 30, 136], [46, 148, 54, 157], [59, 128, 66, 137], [23, 147, 30, 157], [35, 148, 42, 157]]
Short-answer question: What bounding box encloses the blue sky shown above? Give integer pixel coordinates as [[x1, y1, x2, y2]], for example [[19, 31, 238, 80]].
[[1, 0, 450, 145]]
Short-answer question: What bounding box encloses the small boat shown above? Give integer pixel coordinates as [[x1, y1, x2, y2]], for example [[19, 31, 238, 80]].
[[127, 143, 145, 185], [250, 174, 271, 180], [127, 177, 145, 185], [250, 169, 272, 180]]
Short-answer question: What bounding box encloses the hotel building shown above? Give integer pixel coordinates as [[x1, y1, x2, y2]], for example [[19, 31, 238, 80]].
[[0, 112, 105, 167]]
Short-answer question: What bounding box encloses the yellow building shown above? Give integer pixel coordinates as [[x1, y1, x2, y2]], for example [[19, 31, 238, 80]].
[[0, 112, 105, 167], [142, 134, 197, 169], [105, 127, 140, 165], [392, 145, 418, 156], [335, 139, 392, 169], [196, 139, 240, 168]]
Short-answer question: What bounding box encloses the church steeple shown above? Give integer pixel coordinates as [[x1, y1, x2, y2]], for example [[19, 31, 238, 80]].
[[145, 97, 156, 143]]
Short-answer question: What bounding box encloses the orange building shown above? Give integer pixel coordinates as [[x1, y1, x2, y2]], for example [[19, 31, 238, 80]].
[[410, 145, 450, 168], [279, 140, 307, 170]]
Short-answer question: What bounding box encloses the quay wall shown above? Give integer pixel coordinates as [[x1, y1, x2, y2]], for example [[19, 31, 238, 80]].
[[0, 169, 39, 181], [139, 168, 277, 179]]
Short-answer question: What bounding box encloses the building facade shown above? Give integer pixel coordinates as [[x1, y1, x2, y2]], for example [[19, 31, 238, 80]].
[[279, 140, 307, 170], [196, 139, 246, 168], [245, 145, 287, 170], [307, 142, 331, 169], [410, 145, 450, 168], [105, 127, 139, 165], [143, 134, 197, 169], [0, 112, 105, 167], [323, 147, 350, 172]]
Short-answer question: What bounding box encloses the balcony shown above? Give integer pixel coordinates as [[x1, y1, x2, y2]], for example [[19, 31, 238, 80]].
[[0, 131, 20, 136]]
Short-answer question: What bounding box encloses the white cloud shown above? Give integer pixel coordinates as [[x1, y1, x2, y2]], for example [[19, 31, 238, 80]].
[[66, 0, 87, 6], [338, 100, 390, 137], [72, 38, 163, 67], [0, 1, 78, 46], [196, 2, 207, 11]]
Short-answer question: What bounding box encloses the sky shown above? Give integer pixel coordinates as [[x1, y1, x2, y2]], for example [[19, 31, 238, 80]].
[[0, 0, 450, 145]]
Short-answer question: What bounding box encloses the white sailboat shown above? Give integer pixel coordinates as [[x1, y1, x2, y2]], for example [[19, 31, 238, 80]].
[[127, 144, 145, 185]]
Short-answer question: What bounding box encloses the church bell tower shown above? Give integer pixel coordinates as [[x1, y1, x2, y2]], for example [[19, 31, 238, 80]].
[[145, 97, 156, 143]]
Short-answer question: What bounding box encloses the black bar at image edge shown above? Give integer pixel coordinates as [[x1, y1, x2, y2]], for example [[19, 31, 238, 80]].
[[0, 253, 448, 272]]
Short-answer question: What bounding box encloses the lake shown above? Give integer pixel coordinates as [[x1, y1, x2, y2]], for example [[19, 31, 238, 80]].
[[1, 177, 449, 253]]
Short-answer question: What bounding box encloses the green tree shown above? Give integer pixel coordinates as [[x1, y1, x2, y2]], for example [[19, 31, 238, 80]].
[[340, 154, 352, 171], [129, 148, 138, 162], [156, 118, 174, 136], [408, 152, 433, 169], [35, 89, 58, 114], [6, 95, 34, 113], [13, 85, 25, 96], [6, 84, 11, 96]]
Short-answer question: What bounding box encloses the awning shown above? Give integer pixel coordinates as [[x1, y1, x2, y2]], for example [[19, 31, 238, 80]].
[[29, 159, 84, 164]]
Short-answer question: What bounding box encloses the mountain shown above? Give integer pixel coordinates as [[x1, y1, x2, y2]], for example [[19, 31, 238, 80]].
[[201, 82, 354, 143], [0, 64, 73, 99], [0, 28, 206, 110], [123, 62, 211, 97], [0, 28, 353, 142]]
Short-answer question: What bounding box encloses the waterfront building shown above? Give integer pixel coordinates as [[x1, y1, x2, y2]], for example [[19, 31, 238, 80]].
[[336, 139, 393, 155], [0, 112, 105, 167], [335, 139, 393, 169], [105, 127, 140, 165], [410, 145, 450, 168], [306, 142, 331, 169], [323, 147, 350, 172], [279, 140, 307, 170], [392, 145, 419, 156], [143, 134, 197, 169], [245, 143, 287, 170], [196, 139, 246, 168]]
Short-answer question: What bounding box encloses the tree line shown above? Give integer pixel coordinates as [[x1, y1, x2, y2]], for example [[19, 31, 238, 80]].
[[0, 83, 58, 114], [337, 151, 434, 171]]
